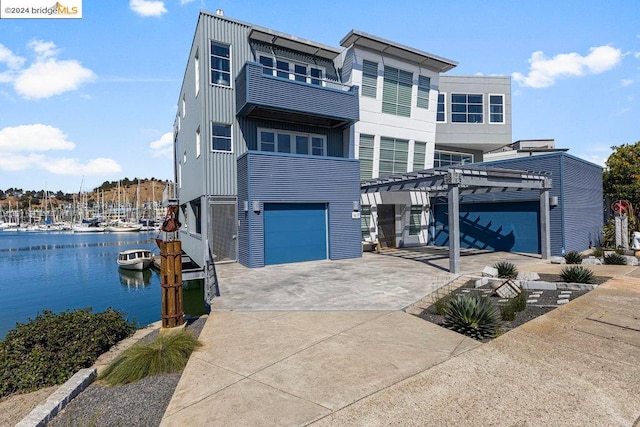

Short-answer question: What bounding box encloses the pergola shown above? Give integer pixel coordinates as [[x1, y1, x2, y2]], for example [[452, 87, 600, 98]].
[[361, 166, 553, 273]]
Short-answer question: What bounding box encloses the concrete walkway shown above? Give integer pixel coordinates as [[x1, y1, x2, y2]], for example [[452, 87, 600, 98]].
[[161, 252, 640, 426]]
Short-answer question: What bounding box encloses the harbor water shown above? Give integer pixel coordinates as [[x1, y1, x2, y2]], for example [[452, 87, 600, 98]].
[[0, 230, 205, 339]]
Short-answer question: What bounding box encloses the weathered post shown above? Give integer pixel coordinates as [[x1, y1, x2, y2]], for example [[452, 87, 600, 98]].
[[159, 239, 184, 328]]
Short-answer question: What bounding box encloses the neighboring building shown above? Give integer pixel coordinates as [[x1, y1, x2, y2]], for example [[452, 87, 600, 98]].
[[483, 139, 568, 161]]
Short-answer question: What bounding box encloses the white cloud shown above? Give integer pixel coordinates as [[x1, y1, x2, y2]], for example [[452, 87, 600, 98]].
[[0, 40, 95, 99], [149, 132, 173, 159], [513, 45, 622, 88], [180, 0, 195, 4], [635, 52, 640, 59], [0, 124, 75, 152], [42, 157, 122, 175], [130, 0, 167, 17], [621, 79, 634, 87]]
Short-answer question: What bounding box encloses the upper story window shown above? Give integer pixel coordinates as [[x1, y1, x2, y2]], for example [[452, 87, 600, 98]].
[[361, 60, 378, 98], [413, 141, 426, 171], [182, 95, 185, 118], [359, 134, 374, 180], [417, 76, 430, 109], [258, 128, 326, 156], [382, 66, 412, 118], [194, 49, 200, 96], [437, 93, 446, 122], [451, 94, 483, 123], [489, 94, 504, 123], [259, 55, 324, 86], [433, 149, 473, 168], [212, 123, 232, 152], [196, 127, 201, 158], [379, 137, 409, 177], [211, 42, 231, 87]]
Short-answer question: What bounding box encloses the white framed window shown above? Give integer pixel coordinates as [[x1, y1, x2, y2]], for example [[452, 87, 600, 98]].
[[451, 94, 483, 123], [212, 123, 232, 152], [361, 60, 377, 98], [210, 41, 231, 87], [437, 93, 446, 123], [194, 49, 200, 96], [258, 128, 327, 156], [359, 134, 374, 180], [182, 95, 185, 118], [409, 205, 422, 235], [433, 149, 474, 168], [413, 141, 426, 171], [379, 137, 409, 177], [382, 66, 412, 117], [258, 55, 325, 86], [489, 94, 504, 124], [183, 151, 187, 164], [196, 127, 201, 158], [177, 114, 181, 131], [417, 76, 430, 109]]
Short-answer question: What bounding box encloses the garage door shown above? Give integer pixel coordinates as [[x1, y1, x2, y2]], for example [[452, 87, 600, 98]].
[[432, 201, 540, 254], [264, 203, 327, 265]]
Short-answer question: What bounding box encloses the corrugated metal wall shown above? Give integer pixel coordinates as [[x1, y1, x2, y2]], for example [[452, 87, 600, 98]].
[[238, 152, 362, 267], [237, 157, 250, 266]]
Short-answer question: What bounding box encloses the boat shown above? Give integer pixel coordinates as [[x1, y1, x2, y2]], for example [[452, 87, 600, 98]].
[[117, 249, 154, 270], [105, 221, 142, 233]]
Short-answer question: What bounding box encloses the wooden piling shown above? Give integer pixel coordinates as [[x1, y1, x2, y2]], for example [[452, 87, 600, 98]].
[[159, 239, 184, 328]]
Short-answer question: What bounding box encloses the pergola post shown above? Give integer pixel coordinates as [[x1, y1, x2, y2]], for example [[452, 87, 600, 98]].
[[448, 183, 460, 273], [540, 188, 551, 259]]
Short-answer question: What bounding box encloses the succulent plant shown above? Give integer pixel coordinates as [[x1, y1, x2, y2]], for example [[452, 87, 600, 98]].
[[603, 253, 627, 265], [564, 251, 583, 265], [493, 261, 518, 279], [560, 266, 595, 284], [442, 295, 500, 340]]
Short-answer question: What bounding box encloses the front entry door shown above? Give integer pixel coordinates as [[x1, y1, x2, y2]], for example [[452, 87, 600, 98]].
[[377, 204, 396, 249]]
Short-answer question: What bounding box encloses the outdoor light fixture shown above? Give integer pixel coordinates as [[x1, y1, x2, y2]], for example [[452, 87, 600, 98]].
[[353, 201, 360, 211], [252, 200, 261, 213], [550, 196, 558, 207], [243, 201, 249, 212]]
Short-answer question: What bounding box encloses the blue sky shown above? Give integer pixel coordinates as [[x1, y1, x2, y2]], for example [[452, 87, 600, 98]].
[[0, 0, 638, 192]]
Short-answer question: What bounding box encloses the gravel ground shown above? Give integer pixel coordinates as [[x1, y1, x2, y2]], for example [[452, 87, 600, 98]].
[[48, 316, 206, 427]]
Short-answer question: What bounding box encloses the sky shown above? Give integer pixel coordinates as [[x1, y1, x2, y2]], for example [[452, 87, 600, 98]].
[[0, 0, 638, 193]]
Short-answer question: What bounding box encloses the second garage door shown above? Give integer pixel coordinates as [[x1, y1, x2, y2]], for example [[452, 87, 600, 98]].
[[264, 203, 328, 265]]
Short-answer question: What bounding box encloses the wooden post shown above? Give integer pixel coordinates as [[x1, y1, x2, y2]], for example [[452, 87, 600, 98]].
[[159, 239, 184, 328]]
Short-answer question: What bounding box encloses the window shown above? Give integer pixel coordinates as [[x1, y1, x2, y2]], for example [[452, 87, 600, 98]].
[[276, 59, 289, 79], [437, 93, 446, 122], [196, 127, 201, 158], [182, 95, 185, 118], [183, 151, 187, 163], [379, 137, 408, 177], [417, 76, 430, 109], [294, 64, 307, 82], [194, 49, 200, 96], [259, 55, 324, 85], [451, 94, 483, 123], [260, 56, 273, 75], [409, 206, 422, 235], [489, 94, 504, 123], [258, 129, 326, 156], [382, 66, 412, 117], [361, 205, 372, 240], [362, 60, 378, 98], [212, 123, 232, 151], [359, 134, 374, 180], [433, 149, 473, 168], [413, 141, 426, 171], [190, 199, 202, 234], [210, 42, 230, 86]]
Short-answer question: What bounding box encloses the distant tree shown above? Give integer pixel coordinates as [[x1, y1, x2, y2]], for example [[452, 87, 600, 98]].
[[603, 141, 640, 208]]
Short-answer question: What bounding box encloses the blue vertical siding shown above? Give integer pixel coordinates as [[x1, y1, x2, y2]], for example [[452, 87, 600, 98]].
[[237, 157, 250, 266]]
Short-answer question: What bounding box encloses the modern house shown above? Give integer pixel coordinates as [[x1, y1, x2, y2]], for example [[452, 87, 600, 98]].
[[173, 10, 603, 289]]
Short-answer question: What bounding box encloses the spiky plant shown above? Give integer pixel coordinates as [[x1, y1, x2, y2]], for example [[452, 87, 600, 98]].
[[604, 253, 627, 265], [560, 266, 595, 284], [494, 261, 518, 279], [564, 251, 583, 265], [591, 248, 604, 258], [442, 295, 500, 340], [433, 292, 455, 315], [100, 330, 203, 385]]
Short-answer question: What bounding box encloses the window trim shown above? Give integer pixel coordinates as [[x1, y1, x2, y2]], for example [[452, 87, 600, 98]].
[[211, 122, 233, 153], [451, 93, 484, 124], [210, 41, 231, 88], [489, 93, 505, 124], [436, 92, 446, 123], [257, 127, 327, 156]]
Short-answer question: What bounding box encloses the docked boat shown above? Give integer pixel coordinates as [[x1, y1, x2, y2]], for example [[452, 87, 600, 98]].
[[117, 249, 154, 270], [105, 221, 142, 233]]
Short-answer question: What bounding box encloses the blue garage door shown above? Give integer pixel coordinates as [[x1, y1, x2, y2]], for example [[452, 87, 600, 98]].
[[264, 203, 327, 265], [432, 201, 540, 254]]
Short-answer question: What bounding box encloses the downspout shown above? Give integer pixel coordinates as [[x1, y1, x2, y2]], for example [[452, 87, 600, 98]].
[[560, 155, 566, 255]]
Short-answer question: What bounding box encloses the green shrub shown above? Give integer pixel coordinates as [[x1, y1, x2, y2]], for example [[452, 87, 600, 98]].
[[560, 266, 595, 284], [100, 330, 202, 385], [604, 253, 627, 265], [0, 308, 136, 398], [564, 251, 583, 265], [592, 248, 604, 258], [433, 293, 455, 316], [500, 304, 516, 321], [442, 295, 500, 340], [494, 261, 518, 279], [513, 290, 527, 312], [614, 248, 625, 255]]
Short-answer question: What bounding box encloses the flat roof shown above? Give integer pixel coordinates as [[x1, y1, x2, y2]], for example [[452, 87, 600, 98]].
[[340, 29, 458, 72], [249, 26, 342, 60]]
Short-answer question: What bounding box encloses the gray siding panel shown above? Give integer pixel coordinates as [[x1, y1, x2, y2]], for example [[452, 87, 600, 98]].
[[237, 156, 250, 266], [340, 48, 354, 83], [239, 152, 361, 267]]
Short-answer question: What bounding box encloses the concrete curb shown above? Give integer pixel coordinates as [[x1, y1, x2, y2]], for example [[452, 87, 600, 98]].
[[15, 368, 96, 427]]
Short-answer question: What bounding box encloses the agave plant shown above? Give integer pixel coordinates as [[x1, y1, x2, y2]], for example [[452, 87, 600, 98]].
[[494, 261, 518, 279], [442, 295, 500, 340], [560, 266, 595, 284], [564, 250, 583, 265], [603, 253, 627, 265]]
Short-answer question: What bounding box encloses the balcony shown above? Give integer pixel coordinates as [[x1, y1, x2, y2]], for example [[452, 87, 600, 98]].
[[236, 62, 359, 128]]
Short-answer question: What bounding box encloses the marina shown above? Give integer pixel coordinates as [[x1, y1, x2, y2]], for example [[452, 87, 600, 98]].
[[0, 229, 205, 340]]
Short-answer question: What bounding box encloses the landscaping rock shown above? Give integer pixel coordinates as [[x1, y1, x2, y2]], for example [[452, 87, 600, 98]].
[[517, 271, 540, 281], [481, 266, 498, 278], [550, 256, 566, 264], [557, 282, 598, 291], [474, 277, 489, 288], [582, 257, 602, 265], [521, 281, 557, 291], [623, 255, 639, 266]]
